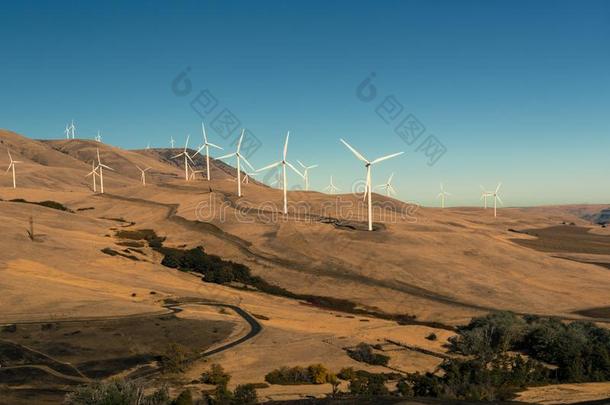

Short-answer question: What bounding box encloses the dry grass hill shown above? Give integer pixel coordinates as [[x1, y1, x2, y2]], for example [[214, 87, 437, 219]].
[[1, 128, 610, 404]]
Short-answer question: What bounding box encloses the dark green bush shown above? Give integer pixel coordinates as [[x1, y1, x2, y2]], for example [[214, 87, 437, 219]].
[[346, 343, 390, 366]]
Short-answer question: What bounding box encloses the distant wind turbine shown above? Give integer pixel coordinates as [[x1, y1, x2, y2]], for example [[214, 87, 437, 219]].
[[375, 173, 397, 197], [96, 148, 114, 193], [437, 183, 451, 208], [171, 135, 196, 181], [70, 120, 76, 139], [480, 185, 492, 209], [296, 160, 318, 191], [323, 176, 340, 194], [194, 123, 223, 181], [340, 139, 403, 231], [64, 124, 70, 139], [85, 160, 99, 192], [136, 165, 151, 186], [217, 129, 255, 197], [242, 171, 259, 184], [257, 131, 303, 214], [95, 130, 102, 143], [5, 150, 21, 189], [170, 136, 175, 149]]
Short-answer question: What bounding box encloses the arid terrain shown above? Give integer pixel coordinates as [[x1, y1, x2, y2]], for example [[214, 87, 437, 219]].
[[1, 129, 609, 404]]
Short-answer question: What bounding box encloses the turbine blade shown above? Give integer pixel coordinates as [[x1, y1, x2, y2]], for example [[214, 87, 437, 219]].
[[340, 139, 368, 163], [256, 161, 282, 172], [207, 142, 223, 150], [496, 182, 502, 193], [184, 135, 190, 152], [237, 129, 245, 152], [283, 131, 290, 159], [202, 122, 208, 143], [370, 151, 404, 165], [388, 172, 394, 183], [171, 153, 184, 159], [496, 195, 504, 206], [217, 152, 237, 160], [286, 161, 304, 178], [297, 160, 306, 169], [240, 155, 255, 171]]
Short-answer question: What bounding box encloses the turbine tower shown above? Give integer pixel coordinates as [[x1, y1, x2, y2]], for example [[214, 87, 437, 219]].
[[491, 182, 503, 218], [375, 173, 397, 197], [70, 120, 76, 139], [5, 150, 21, 189], [86, 160, 99, 192], [297, 160, 318, 191], [96, 148, 114, 194], [194, 123, 223, 181], [257, 131, 303, 214], [437, 183, 451, 208], [136, 165, 151, 186], [170, 136, 175, 149], [323, 176, 340, 194], [171, 135, 196, 181], [217, 130, 255, 197], [340, 139, 403, 231], [64, 124, 70, 139]]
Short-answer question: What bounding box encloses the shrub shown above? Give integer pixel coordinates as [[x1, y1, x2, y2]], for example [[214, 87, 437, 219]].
[[346, 343, 390, 366], [233, 384, 258, 404], [201, 364, 231, 386], [160, 343, 191, 373], [265, 364, 333, 385], [172, 390, 193, 405], [64, 379, 169, 405]]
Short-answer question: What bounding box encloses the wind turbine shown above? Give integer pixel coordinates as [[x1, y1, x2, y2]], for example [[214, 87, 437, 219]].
[[170, 136, 175, 149], [242, 171, 259, 184], [95, 130, 102, 143], [5, 150, 21, 189], [96, 148, 114, 194], [194, 123, 223, 181], [136, 165, 151, 186], [171, 135, 196, 181], [437, 183, 451, 208], [340, 139, 404, 231], [491, 182, 503, 218], [189, 168, 206, 180], [217, 129, 255, 197], [85, 160, 99, 192], [297, 160, 318, 191], [257, 131, 303, 214], [375, 173, 397, 197], [70, 120, 76, 139], [64, 124, 70, 139], [480, 185, 492, 209], [323, 176, 340, 194]]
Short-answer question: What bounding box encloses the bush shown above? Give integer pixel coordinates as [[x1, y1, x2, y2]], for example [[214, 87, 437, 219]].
[[172, 390, 193, 405], [201, 364, 231, 386], [64, 379, 169, 405], [160, 343, 191, 373], [233, 384, 258, 404], [346, 343, 390, 366], [265, 364, 333, 385], [348, 372, 389, 397]]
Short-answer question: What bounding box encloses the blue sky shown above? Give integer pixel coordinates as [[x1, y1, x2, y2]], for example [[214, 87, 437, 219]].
[[1, 0, 608, 206]]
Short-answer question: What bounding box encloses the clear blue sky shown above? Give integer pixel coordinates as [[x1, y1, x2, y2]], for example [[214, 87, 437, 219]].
[[1, 0, 608, 206]]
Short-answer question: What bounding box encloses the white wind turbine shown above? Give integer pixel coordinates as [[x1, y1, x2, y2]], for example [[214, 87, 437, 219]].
[[257, 132, 303, 214], [5, 150, 21, 189], [136, 165, 151, 186], [96, 148, 114, 194], [217, 129, 255, 197], [296, 160, 318, 191], [375, 173, 397, 197], [437, 183, 451, 208], [242, 171, 259, 184], [194, 123, 223, 181], [323, 176, 340, 194], [171, 135, 196, 181], [170, 136, 175, 149], [85, 160, 99, 192], [64, 124, 70, 139], [340, 139, 404, 231], [95, 130, 102, 143], [70, 120, 76, 139], [491, 182, 503, 218], [480, 185, 492, 209]]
